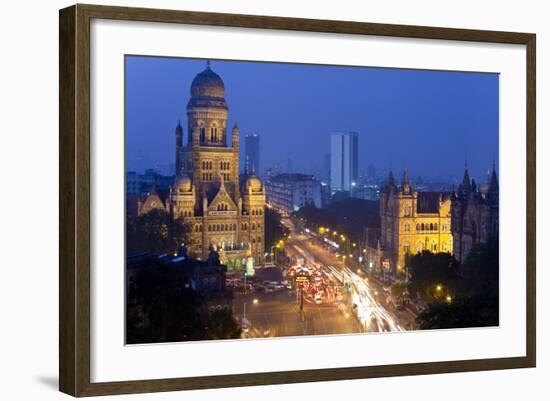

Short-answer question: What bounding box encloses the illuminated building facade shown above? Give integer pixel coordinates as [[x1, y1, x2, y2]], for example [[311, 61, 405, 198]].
[[139, 63, 265, 265], [380, 169, 453, 271]]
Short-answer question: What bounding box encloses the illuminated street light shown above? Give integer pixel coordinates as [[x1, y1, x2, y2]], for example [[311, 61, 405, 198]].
[[253, 298, 259, 304], [446, 295, 452, 303], [436, 284, 442, 292]]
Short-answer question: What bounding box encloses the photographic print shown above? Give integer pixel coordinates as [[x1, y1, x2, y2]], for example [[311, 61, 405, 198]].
[[125, 56, 499, 344]]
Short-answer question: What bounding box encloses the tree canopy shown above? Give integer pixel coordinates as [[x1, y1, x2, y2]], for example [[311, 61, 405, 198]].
[[127, 209, 191, 255], [414, 240, 499, 329]]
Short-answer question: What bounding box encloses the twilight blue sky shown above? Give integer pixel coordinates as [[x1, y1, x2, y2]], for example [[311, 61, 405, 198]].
[[125, 56, 499, 183]]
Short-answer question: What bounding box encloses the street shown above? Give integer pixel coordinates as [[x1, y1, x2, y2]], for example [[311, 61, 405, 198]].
[[232, 218, 415, 339]]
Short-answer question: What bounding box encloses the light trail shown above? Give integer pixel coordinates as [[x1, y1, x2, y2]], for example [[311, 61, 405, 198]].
[[287, 235, 404, 332]]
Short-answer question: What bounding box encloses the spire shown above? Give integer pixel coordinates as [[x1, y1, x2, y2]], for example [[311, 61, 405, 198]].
[[487, 162, 499, 205], [460, 164, 472, 199], [206, 59, 211, 70], [401, 168, 410, 192], [176, 119, 182, 129], [388, 170, 396, 187]]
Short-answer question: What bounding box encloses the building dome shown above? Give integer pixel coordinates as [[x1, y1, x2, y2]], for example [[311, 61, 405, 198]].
[[175, 176, 192, 193], [246, 176, 263, 192], [190, 63, 225, 99]]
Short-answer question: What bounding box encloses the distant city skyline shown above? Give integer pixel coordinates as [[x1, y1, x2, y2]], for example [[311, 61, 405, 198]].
[[125, 56, 499, 183]]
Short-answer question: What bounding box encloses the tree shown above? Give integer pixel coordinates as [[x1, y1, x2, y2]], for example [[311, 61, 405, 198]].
[[416, 293, 498, 329], [126, 262, 242, 343], [415, 239, 499, 330], [406, 251, 462, 302], [127, 209, 190, 255], [205, 308, 242, 340], [460, 238, 499, 297], [265, 207, 288, 250], [390, 281, 409, 304]]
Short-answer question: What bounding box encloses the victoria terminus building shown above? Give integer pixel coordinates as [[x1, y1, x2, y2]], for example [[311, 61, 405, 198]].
[[139, 63, 266, 266]]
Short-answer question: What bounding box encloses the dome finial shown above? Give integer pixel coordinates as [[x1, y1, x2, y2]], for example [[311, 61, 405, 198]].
[[206, 59, 211, 69]]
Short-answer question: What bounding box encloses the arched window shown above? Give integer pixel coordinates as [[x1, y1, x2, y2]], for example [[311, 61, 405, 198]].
[[404, 223, 410, 233], [421, 223, 425, 231], [442, 242, 448, 252], [416, 223, 420, 231], [252, 223, 256, 231], [403, 243, 410, 254], [434, 223, 438, 231], [442, 223, 448, 231], [200, 127, 206, 142], [431, 242, 438, 252]]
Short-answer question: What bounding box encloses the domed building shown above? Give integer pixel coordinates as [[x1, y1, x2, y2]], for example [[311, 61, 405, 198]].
[[139, 62, 265, 266]]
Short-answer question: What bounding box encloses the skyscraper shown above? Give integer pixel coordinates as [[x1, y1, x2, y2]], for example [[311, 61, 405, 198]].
[[245, 133, 260, 175], [330, 131, 358, 193]]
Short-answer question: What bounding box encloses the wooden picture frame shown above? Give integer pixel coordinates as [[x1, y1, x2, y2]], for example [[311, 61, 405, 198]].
[[59, 3, 536, 397]]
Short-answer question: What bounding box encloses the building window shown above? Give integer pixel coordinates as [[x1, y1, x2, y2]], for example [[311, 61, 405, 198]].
[[416, 223, 420, 231], [403, 243, 410, 254], [404, 223, 410, 233], [431, 242, 438, 252], [200, 127, 206, 142], [442, 242, 448, 252], [210, 127, 218, 142], [434, 223, 438, 231], [442, 223, 448, 231], [421, 223, 425, 231], [404, 206, 411, 217]]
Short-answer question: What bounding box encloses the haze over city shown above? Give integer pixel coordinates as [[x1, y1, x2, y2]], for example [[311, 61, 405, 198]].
[[125, 56, 499, 183], [126, 56, 500, 344]]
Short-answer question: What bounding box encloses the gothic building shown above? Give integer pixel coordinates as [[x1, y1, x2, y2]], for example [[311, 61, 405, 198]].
[[139, 62, 265, 266], [451, 164, 499, 262], [380, 170, 453, 272]]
